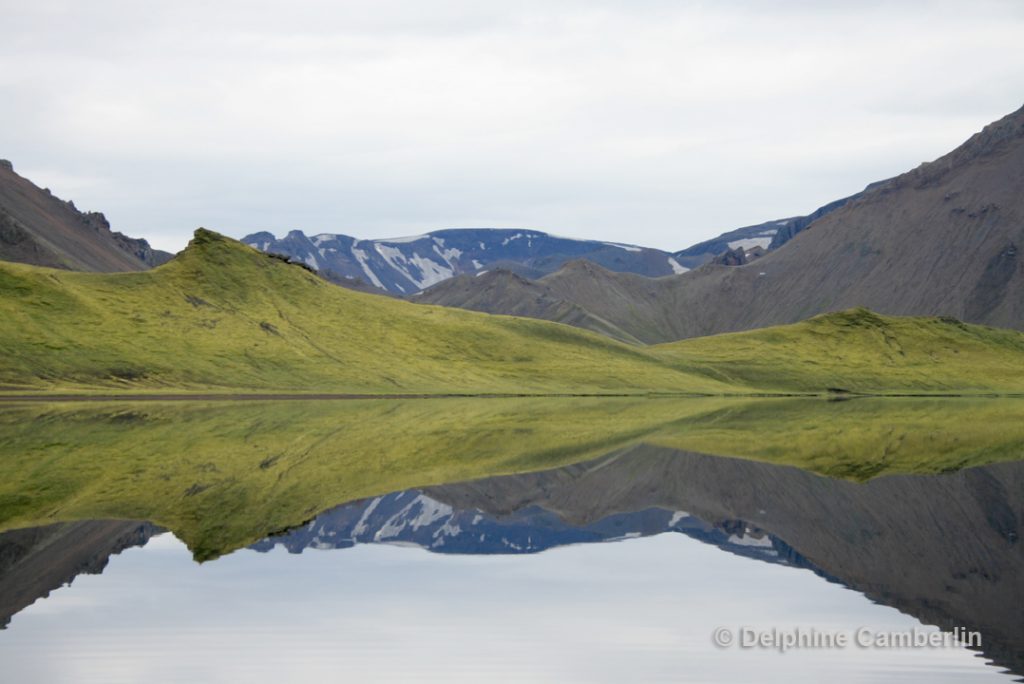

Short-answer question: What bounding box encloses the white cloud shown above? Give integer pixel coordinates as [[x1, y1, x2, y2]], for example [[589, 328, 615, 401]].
[[1, 0, 1023, 252]]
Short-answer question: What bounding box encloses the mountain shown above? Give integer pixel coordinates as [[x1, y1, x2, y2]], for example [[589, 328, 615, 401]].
[[410, 267, 647, 344], [417, 261, 686, 344], [241, 228, 689, 294], [0, 520, 159, 628], [248, 443, 1024, 675], [661, 104, 1024, 336], [3, 230, 1024, 394], [251, 487, 806, 570], [670, 185, 882, 269], [667, 181, 892, 270], [0, 160, 171, 271], [421, 447, 1024, 676], [419, 105, 1024, 341]]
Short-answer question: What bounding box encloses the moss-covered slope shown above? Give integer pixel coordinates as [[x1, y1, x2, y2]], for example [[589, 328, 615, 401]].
[[2, 229, 1024, 395], [0, 229, 731, 394]]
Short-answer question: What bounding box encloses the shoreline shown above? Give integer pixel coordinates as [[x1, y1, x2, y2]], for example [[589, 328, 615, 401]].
[[0, 391, 1020, 402]]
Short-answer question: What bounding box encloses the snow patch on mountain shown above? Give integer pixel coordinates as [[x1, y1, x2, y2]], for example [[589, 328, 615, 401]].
[[667, 257, 689, 274], [380, 234, 429, 244], [728, 532, 774, 548], [244, 228, 685, 294], [668, 511, 690, 526], [409, 253, 455, 288], [604, 242, 641, 253], [351, 245, 385, 290], [352, 496, 383, 538], [727, 237, 774, 251]]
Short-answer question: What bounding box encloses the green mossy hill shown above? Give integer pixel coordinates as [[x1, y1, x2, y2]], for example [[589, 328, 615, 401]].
[[657, 308, 1024, 394], [0, 229, 732, 395], [2, 229, 1024, 395]]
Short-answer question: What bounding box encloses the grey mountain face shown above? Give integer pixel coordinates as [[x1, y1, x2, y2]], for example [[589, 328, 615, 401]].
[[241, 228, 690, 295], [0, 520, 160, 628], [420, 105, 1024, 341], [670, 185, 883, 269], [0, 160, 172, 272]]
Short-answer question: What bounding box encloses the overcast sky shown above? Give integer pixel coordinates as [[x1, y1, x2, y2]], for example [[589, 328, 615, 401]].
[[2, 1, 1023, 253]]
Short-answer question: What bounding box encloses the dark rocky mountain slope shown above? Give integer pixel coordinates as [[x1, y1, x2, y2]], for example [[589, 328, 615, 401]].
[[670, 185, 880, 269], [0, 161, 171, 271], [420, 105, 1024, 341], [0, 520, 159, 628], [417, 261, 693, 344]]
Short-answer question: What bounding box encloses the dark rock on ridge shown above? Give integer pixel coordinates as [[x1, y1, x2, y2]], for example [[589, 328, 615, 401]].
[[0, 160, 172, 271]]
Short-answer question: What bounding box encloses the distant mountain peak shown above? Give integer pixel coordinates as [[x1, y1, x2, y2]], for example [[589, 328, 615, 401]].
[[895, 103, 1024, 191], [242, 228, 683, 294]]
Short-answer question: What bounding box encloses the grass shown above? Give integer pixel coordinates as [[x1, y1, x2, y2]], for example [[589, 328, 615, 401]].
[[645, 396, 1024, 480], [0, 396, 1021, 559], [1, 230, 1024, 395], [0, 230, 733, 395], [656, 308, 1024, 394]]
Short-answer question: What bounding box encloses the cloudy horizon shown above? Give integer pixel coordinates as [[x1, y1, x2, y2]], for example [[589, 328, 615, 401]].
[[2, 0, 1023, 253]]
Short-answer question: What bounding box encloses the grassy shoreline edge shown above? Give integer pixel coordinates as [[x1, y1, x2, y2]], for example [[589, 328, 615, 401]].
[[1, 391, 1022, 402]]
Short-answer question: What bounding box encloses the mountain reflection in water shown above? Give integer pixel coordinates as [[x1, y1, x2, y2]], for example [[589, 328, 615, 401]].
[[2, 443, 1021, 681]]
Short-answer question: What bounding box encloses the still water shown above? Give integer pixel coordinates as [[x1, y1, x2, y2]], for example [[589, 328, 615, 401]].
[[0, 398, 1021, 682], [0, 529, 1010, 683]]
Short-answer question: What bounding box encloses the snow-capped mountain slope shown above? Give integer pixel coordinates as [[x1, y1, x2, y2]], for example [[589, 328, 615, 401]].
[[669, 186, 878, 269], [250, 487, 798, 568], [242, 228, 685, 294]]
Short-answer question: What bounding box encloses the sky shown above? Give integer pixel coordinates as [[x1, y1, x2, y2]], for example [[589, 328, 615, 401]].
[[2, 1, 1023, 253]]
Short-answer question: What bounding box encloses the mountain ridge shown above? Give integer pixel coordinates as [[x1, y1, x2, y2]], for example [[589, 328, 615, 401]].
[[242, 227, 689, 295], [0, 160, 171, 272], [420, 105, 1024, 341]]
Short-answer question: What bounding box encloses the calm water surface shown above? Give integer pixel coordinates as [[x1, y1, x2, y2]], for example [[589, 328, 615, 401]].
[[0, 399, 1021, 682], [0, 530, 1012, 684]]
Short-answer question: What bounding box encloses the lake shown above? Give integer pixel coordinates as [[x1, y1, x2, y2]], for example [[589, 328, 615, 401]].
[[0, 398, 1021, 682]]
